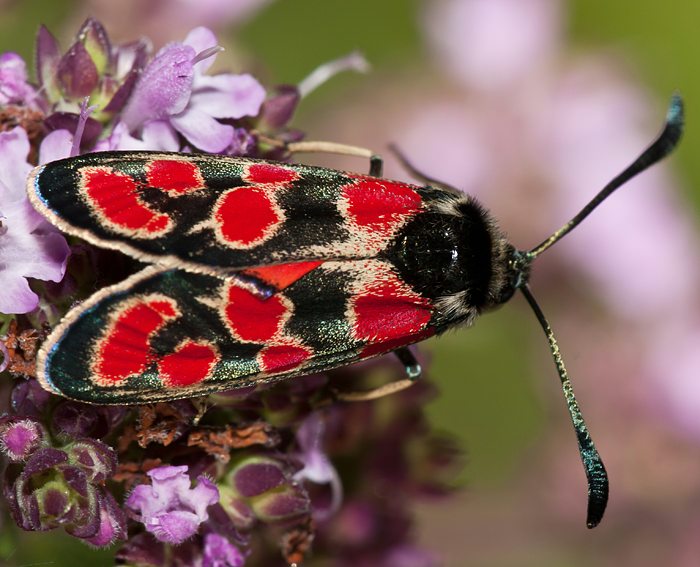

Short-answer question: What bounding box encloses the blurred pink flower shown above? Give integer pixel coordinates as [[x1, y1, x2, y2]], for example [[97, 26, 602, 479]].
[[0, 53, 38, 106], [425, 0, 562, 91]]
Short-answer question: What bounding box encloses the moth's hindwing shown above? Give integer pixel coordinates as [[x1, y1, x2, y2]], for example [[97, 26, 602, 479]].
[[29, 151, 427, 275], [38, 261, 437, 404]]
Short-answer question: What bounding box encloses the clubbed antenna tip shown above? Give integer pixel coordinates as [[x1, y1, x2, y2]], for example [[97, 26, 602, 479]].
[[528, 94, 684, 259]]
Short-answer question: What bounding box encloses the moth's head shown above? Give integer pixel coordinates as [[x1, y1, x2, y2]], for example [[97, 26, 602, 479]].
[[484, 243, 532, 309]]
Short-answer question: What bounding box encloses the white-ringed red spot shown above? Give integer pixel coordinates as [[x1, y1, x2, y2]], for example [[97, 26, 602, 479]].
[[340, 178, 422, 240], [257, 343, 311, 373], [80, 166, 172, 238], [158, 340, 219, 387], [243, 163, 299, 185], [348, 263, 432, 344], [222, 281, 292, 343], [213, 187, 284, 248], [92, 295, 179, 387], [146, 159, 205, 195]]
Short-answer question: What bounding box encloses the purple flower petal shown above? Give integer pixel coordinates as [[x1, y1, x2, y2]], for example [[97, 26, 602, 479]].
[[43, 113, 102, 148], [35, 25, 62, 100], [0, 417, 45, 461], [0, 269, 40, 313], [38, 129, 73, 163], [57, 40, 99, 99], [140, 120, 181, 151], [0, 127, 70, 314], [180, 475, 219, 518], [82, 492, 127, 548], [190, 74, 265, 119], [294, 413, 343, 519], [170, 107, 234, 152], [149, 509, 202, 543], [121, 43, 196, 129], [0, 127, 32, 200], [95, 121, 180, 152], [183, 26, 219, 74], [260, 85, 300, 129], [127, 465, 219, 544], [203, 533, 245, 567], [297, 51, 369, 98], [0, 198, 70, 281], [0, 53, 37, 105], [11, 378, 52, 416]]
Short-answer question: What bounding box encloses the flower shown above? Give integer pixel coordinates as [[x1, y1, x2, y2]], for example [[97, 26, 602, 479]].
[[294, 412, 343, 519], [0, 126, 70, 314], [126, 465, 220, 544], [202, 532, 246, 567], [120, 26, 266, 153], [219, 455, 310, 526], [425, 0, 562, 91], [36, 18, 147, 120], [3, 441, 124, 547], [1, 17, 458, 566], [0, 415, 45, 461], [0, 53, 38, 106]]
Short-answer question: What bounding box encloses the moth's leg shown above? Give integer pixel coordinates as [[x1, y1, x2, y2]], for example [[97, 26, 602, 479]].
[[333, 378, 415, 402], [388, 143, 461, 193], [333, 347, 420, 403], [285, 140, 383, 177], [394, 346, 421, 380], [368, 154, 383, 177], [191, 397, 211, 425]]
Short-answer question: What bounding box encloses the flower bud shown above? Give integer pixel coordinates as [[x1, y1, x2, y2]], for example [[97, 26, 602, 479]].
[[0, 416, 45, 462]]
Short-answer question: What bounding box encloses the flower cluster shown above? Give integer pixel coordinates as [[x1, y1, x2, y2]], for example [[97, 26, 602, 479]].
[[0, 18, 457, 566]]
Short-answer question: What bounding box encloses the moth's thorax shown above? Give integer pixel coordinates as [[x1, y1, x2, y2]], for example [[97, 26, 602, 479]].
[[384, 191, 514, 326]]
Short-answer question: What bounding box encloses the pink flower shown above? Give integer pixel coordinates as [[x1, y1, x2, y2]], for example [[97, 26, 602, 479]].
[[120, 27, 266, 153], [294, 413, 343, 520], [126, 465, 220, 544], [202, 533, 245, 567], [0, 127, 70, 314], [0, 52, 38, 106]]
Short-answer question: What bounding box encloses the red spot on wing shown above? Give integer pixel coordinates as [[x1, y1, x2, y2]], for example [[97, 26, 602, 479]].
[[224, 283, 289, 342], [359, 328, 435, 359], [81, 168, 170, 235], [94, 297, 178, 385], [158, 341, 218, 387], [352, 277, 432, 343], [245, 163, 298, 184], [146, 159, 204, 195], [214, 187, 281, 247], [258, 344, 311, 373], [342, 179, 422, 237], [241, 260, 323, 291]]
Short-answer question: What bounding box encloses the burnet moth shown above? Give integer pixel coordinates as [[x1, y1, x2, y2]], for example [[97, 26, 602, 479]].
[[26, 95, 683, 529]]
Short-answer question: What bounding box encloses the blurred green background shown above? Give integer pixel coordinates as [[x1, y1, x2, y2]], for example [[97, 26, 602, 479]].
[[1, 1, 699, 565]]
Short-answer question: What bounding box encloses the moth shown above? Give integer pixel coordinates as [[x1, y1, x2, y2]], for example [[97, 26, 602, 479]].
[[27, 96, 684, 528]]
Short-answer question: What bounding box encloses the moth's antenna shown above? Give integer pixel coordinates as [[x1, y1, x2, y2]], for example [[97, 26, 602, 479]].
[[528, 94, 684, 259], [520, 284, 608, 528]]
